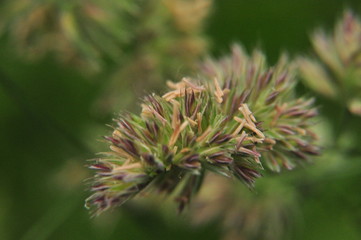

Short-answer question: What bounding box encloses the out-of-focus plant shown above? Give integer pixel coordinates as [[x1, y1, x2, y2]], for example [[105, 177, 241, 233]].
[[98, 0, 212, 115], [0, 0, 211, 76], [0, 0, 139, 72], [298, 10, 361, 116], [189, 174, 297, 240], [85, 45, 319, 216]]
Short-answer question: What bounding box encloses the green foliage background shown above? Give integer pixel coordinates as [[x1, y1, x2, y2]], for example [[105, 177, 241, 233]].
[[1, 1, 361, 240]]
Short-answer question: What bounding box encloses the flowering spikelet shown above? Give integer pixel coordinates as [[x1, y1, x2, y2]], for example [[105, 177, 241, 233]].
[[86, 79, 264, 215], [86, 45, 319, 215], [200, 45, 319, 172], [298, 10, 361, 116]]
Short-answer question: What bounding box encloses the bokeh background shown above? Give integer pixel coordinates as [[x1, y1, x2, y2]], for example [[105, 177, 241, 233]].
[[1, 1, 361, 240]]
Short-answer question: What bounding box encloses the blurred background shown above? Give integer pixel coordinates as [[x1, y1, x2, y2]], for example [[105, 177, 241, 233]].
[[1, 0, 361, 240]]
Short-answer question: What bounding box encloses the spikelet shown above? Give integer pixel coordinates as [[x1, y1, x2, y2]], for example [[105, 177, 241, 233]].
[[200, 45, 319, 172], [86, 45, 319, 215], [86, 84, 264, 215]]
